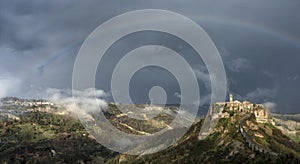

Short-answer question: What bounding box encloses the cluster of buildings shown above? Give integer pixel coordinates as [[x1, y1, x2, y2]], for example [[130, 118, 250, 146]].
[[0, 97, 58, 118], [1, 97, 54, 107], [211, 94, 271, 123]]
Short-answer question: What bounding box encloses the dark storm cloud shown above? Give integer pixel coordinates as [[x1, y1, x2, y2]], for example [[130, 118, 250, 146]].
[[0, 0, 300, 113]]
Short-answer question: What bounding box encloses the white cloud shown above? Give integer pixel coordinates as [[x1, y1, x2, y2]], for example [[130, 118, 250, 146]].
[[200, 94, 211, 106], [227, 58, 252, 72], [192, 65, 211, 90], [262, 70, 276, 78], [245, 86, 279, 102], [288, 75, 299, 81], [263, 102, 277, 113], [46, 88, 108, 114], [174, 92, 181, 98]]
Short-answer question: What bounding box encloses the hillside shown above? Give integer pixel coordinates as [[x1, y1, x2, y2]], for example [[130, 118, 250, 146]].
[[0, 112, 117, 163], [0, 98, 299, 163], [108, 113, 300, 163]]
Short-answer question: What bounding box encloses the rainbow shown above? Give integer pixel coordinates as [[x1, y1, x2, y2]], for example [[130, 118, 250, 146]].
[[31, 14, 300, 77]]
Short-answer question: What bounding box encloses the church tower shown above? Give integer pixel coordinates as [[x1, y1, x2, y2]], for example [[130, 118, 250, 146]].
[[229, 94, 233, 111]]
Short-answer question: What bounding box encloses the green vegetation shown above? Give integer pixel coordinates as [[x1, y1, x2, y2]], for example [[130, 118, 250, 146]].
[[208, 132, 221, 141], [0, 112, 116, 163], [0, 104, 299, 163], [289, 134, 300, 143], [107, 112, 300, 163], [264, 122, 275, 129]]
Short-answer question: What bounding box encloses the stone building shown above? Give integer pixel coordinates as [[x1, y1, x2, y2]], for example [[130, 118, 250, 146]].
[[254, 108, 269, 123], [212, 94, 271, 123], [241, 101, 253, 111], [226, 94, 256, 113]]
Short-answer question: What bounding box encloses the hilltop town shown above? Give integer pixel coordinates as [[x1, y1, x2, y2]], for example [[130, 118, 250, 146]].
[[210, 94, 272, 124], [0, 97, 59, 120]]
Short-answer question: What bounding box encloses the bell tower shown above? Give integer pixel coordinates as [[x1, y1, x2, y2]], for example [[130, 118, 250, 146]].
[[229, 94, 233, 110]]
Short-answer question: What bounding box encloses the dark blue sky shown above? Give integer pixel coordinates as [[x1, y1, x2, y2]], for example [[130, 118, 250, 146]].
[[0, 0, 300, 113]]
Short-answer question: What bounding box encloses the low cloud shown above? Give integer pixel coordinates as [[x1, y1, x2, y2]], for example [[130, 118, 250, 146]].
[[46, 88, 108, 115]]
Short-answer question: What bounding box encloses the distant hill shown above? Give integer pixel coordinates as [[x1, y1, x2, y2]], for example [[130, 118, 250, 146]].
[[272, 113, 300, 122], [270, 113, 300, 143]]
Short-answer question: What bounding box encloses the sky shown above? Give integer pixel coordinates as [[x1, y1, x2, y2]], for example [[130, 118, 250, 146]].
[[0, 0, 300, 114]]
